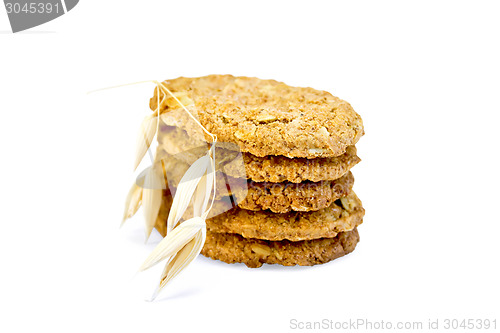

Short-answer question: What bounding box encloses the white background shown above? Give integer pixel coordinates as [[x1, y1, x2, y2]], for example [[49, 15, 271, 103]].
[[1, 1, 499, 332]]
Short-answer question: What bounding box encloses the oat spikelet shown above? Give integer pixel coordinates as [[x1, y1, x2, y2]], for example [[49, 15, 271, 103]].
[[139, 217, 206, 271], [151, 228, 206, 300], [142, 164, 165, 241], [166, 154, 211, 234], [121, 182, 143, 226], [134, 113, 158, 170]]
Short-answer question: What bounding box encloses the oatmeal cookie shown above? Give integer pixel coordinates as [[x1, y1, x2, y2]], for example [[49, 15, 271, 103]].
[[157, 127, 361, 183], [233, 171, 355, 213], [204, 192, 364, 241], [151, 75, 364, 158], [201, 228, 360, 268], [156, 191, 364, 242]]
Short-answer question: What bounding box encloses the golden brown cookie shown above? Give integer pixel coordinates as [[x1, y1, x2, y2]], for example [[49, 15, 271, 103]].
[[205, 192, 363, 241], [164, 171, 355, 214], [151, 75, 364, 159], [226, 145, 361, 183], [232, 171, 355, 213], [157, 127, 361, 183], [156, 191, 364, 241], [201, 228, 360, 268]]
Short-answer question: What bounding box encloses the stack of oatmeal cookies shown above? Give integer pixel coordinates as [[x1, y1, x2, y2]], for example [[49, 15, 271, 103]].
[[151, 75, 365, 268]]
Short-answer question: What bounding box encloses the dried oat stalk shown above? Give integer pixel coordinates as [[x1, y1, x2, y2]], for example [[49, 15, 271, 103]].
[[120, 81, 217, 300], [140, 145, 216, 300]]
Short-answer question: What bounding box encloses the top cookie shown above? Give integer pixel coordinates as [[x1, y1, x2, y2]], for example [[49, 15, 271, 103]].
[[150, 75, 364, 158]]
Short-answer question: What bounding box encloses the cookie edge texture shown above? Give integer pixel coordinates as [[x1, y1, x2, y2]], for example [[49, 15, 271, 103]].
[[201, 228, 360, 268]]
